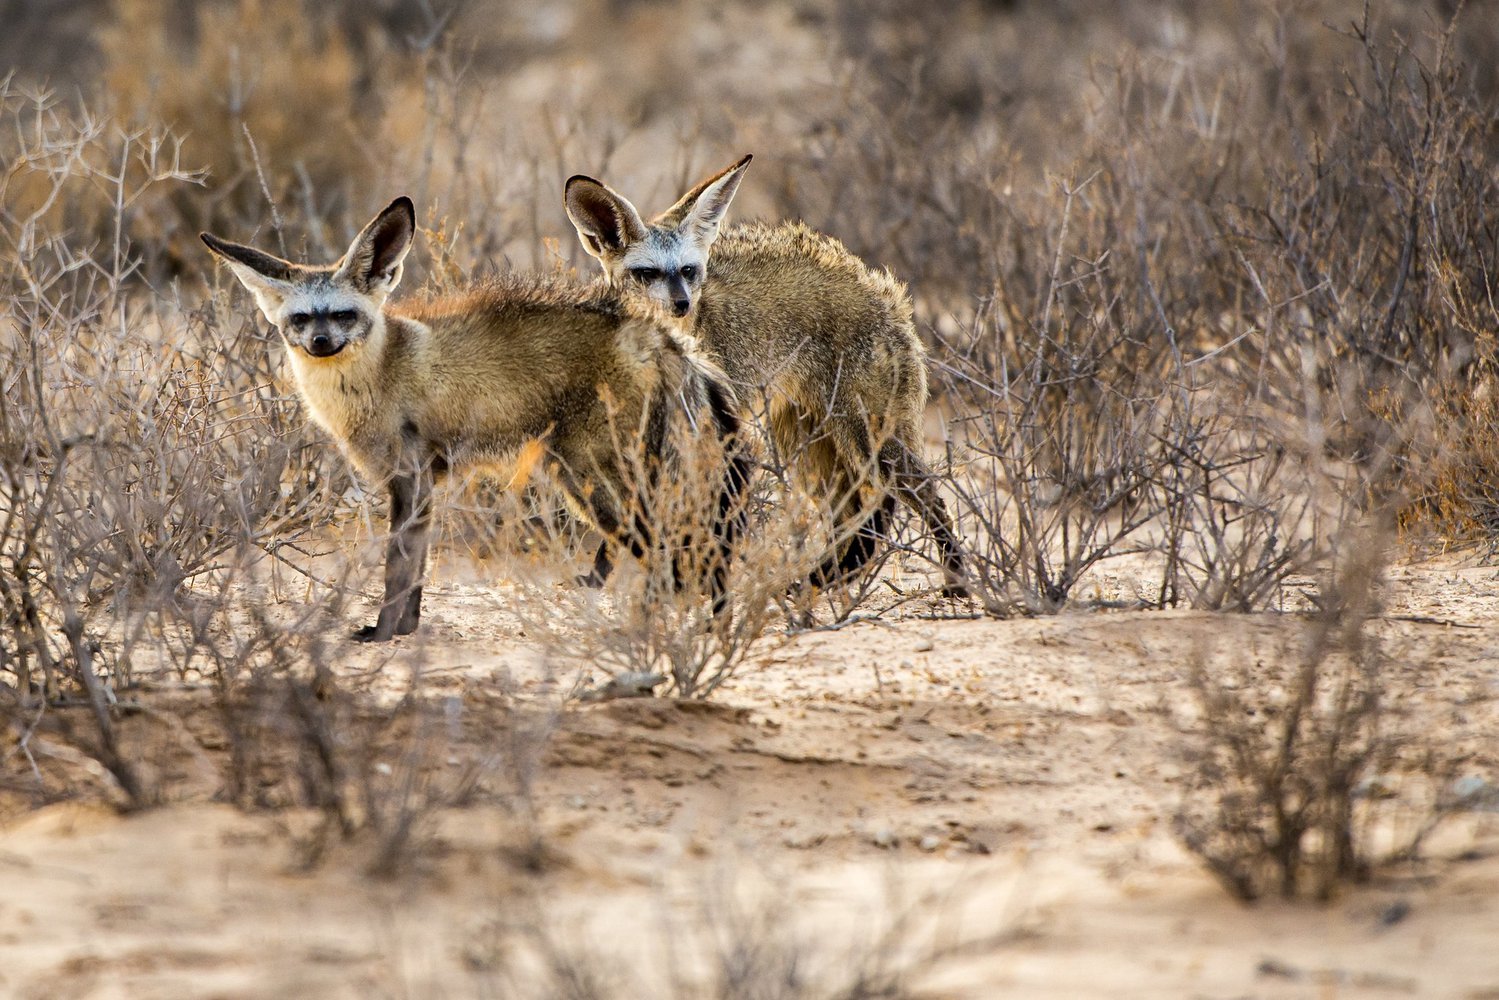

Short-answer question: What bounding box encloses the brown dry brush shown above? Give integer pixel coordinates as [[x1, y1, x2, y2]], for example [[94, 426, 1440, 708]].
[[502, 402, 789, 700], [0, 72, 501, 860], [931, 174, 1177, 615], [926, 9, 1498, 619], [1169, 352, 1475, 902], [467, 863, 995, 1000], [1225, 10, 1499, 539], [500, 374, 972, 698], [1171, 521, 1471, 902], [1151, 404, 1318, 613], [0, 89, 362, 813]]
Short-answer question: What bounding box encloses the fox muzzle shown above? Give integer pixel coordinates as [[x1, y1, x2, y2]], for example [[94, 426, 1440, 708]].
[[304, 331, 347, 357], [666, 274, 692, 316]]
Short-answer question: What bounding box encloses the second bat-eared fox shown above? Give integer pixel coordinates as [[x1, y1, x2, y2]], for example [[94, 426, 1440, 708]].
[[564, 155, 967, 597], [203, 197, 751, 642]]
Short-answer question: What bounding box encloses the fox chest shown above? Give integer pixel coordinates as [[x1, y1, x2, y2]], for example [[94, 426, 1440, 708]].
[[288, 362, 398, 474]]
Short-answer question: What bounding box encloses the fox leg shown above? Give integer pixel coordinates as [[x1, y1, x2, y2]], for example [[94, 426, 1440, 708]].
[[881, 439, 968, 596], [578, 541, 614, 588], [810, 488, 894, 589], [571, 484, 652, 582], [699, 385, 754, 617], [805, 410, 887, 588], [354, 464, 434, 642]]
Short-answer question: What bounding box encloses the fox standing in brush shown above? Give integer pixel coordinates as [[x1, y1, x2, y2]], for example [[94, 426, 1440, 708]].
[[202, 197, 750, 642], [564, 154, 966, 592]]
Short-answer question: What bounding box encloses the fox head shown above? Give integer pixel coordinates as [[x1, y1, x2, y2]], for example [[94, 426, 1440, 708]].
[[564, 154, 751, 318], [201, 197, 416, 359]]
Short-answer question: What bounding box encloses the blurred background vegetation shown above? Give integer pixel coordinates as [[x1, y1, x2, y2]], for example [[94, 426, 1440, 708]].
[[2, 0, 1492, 280]]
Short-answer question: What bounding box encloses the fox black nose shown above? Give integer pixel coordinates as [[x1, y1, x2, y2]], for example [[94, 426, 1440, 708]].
[[306, 333, 342, 357], [672, 299, 691, 316]]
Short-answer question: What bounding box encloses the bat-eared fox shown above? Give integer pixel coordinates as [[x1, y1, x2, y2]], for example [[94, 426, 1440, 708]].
[[203, 197, 750, 641], [564, 155, 965, 594]]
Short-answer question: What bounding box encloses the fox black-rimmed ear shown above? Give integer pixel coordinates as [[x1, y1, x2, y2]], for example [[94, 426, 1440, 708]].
[[335, 196, 416, 298], [655, 153, 751, 243], [564, 176, 648, 259], [201, 232, 299, 318]]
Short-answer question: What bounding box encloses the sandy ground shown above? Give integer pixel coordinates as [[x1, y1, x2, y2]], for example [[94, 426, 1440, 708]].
[[3, 547, 1499, 999]]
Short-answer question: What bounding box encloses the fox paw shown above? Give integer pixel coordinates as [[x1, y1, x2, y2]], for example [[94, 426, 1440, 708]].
[[351, 624, 389, 643]]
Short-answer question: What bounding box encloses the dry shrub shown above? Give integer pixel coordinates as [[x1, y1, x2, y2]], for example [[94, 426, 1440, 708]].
[[498, 416, 785, 700], [1172, 523, 1470, 902], [496, 386, 966, 696], [1413, 373, 1499, 543], [0, 91, 354, 808], [226, 636, 470, 877], [1152, 404, 1319, 612], [1221, 10, 1499, 538], [916, 5, 1499, 619], [465, 862, 994, 1000], [939, 330, 1167, 614]]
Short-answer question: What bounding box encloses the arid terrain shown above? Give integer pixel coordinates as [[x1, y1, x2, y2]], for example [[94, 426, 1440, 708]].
[[3, 543, 1498, 998]]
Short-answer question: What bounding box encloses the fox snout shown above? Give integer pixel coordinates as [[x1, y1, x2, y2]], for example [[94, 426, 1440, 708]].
[[665, 275, 693, 316], [305, 332, 344, 357]]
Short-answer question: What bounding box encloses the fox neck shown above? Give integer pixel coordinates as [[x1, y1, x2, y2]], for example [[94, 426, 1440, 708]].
[[284, 312, 393, 444]]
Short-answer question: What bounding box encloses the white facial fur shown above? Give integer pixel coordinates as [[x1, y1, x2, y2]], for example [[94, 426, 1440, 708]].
[[222, 271, 375, 359], [616, 229, 709, 317]]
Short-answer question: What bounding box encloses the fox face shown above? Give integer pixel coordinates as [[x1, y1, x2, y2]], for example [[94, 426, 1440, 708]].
[[565, 154, 750, 318], [201, 197, 415, 360]]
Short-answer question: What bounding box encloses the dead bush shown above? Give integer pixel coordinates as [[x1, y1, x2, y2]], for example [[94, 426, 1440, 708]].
[[0, 91, 354, 808], [500, 411, 779, 700], [1151, 401, 1321, 612], [1172, 523, 1469, 901], [931, 167, 1182, 614], [1224, 9, 1499, 536], [100, 0, 412, 234], [464, 861, 1000, 1000]]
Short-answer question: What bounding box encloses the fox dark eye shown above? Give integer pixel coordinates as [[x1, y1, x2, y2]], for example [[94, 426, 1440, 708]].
[[287, 312, 310, 329], [680, 265, 698, 280], [629, 267, 661, 283], [330, 310, 358, 324]]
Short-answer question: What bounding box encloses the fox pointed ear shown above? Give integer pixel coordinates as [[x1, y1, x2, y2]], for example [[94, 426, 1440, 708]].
[[656, 153, 751, 245], [564, 176, 647, 259], [336, 196, 416, 299], [201, 232, 298, 319]]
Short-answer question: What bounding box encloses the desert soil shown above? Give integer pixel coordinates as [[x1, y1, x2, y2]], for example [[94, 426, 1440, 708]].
[[2, 548, 1498, 999]]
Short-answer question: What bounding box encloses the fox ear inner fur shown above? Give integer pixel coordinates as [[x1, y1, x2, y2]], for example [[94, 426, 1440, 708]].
[[564, 176, 647, 256], [336, 196, 416, 295], [199, 233, 300, 314], [655, 153, 752, 238]]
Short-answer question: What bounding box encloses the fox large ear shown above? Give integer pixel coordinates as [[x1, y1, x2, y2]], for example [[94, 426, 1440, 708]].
[[335, 196, 415, 300], [656, 153, 751, 246], [564, 176, 647, 259], [200, 232, 298, 319]]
